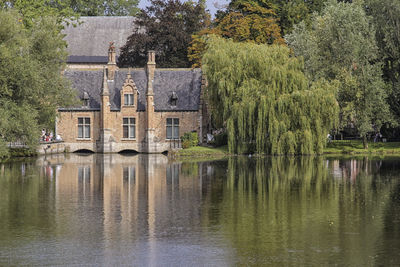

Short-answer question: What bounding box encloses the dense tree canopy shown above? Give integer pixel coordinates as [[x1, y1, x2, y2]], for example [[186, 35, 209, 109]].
[[220, 0, 329, 35], [1, 0, 139, 27], [118, 0, 209, 68], [274, 0, 327, 35], [188, 1, 284, 67], [286, 0, 393, 147], [0, 0, 77, 27], [0, 10, 76, 158], [366, 0, 400, 124], [203, 37, 338, 154], [67, 0, 139, 16]]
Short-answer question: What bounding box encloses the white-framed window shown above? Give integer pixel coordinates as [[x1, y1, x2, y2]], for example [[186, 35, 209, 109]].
[[124, 93, 134, 106], [123, 117, 136, 139], [78, 117, 90, 139], [166, 118, 179, 139]]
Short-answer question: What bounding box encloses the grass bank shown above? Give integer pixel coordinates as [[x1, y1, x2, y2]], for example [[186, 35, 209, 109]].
[[172, 141, 400, 159], [169, 145, 229, 160], [325, 140, 400, 155]]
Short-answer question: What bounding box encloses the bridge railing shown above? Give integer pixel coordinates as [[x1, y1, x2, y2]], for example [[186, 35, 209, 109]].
[[7, 141, 27, 148]]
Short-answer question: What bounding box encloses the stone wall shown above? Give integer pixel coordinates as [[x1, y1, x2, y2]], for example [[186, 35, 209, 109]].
[[37, 142, 67, 154], [57, 109, 200, 153], [57, 111, 101, 145]]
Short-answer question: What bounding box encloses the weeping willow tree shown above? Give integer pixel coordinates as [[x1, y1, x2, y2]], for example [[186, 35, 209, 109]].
[[202, 36, 339, 154]]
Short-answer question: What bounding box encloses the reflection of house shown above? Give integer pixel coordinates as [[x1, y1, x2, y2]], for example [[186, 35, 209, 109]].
[[330, 159, 362, 183], [57, 43, 206, 153], [48, 154, 204, 247]]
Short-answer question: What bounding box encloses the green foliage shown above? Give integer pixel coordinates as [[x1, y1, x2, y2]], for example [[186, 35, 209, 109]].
[[181, 132, 199, 149], [286, 0, 393, 145], [275, 0, 327, 35], [325, 140, 400, 155], [0, 10, 76, 156], [213, 132, 228, 147], [0, 0, 78, 28], [225, 0, 328, 35], [173, 145, 228, 159], [188, 1, 284, 67], [366, 0, 400, 123], [0, 0, 139, 26], [68, 0, 139, 16], [119, 0, 210, 68], [203, 36, 338, 155], [0, 139, 8, 159]]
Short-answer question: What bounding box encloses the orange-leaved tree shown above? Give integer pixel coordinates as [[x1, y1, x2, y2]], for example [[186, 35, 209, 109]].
[[188, 2, 284, 68]]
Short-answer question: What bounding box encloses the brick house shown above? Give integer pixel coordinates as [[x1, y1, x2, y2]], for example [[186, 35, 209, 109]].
[[56, 45, 206, 153]]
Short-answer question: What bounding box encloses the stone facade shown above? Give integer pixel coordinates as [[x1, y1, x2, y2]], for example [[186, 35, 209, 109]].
[[57, 46, 205, 153]]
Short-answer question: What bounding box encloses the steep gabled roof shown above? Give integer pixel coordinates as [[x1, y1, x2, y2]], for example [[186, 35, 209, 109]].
[[60, 68, 202, 112], [63, 16, 136, 64]]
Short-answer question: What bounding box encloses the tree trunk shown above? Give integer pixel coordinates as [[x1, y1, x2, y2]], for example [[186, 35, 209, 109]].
[[363, 136, 368, 149]]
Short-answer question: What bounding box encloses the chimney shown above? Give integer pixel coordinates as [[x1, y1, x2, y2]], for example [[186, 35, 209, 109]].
[[107, 41, 117, 80], [99, 67, 113, 153], [145, 51, 156, 151], [147, 50, 155, 64], [146, 50, 156, 94], [101, 66, 109, 96]]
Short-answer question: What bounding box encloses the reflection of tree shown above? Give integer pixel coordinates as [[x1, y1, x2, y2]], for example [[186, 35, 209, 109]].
[[375, 181, 400, 265], [2, 155, 400, 265], [0, 161, 56, 242], [201, 156, 398, 265]]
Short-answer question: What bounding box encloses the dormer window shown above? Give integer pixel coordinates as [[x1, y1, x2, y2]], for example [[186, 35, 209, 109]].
[[82, 91, 90, 107], [124, 93, 134, 106], [170, 91, 178, 106]]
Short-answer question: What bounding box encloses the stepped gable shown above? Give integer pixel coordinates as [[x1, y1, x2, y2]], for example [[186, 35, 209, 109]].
[[60, 68, 202, 112], [63, 16, 136, 64]]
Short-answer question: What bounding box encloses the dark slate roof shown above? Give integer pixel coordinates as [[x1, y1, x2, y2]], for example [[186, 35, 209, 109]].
[[60, 68, 202, 112], [63, 17, 136, 63]]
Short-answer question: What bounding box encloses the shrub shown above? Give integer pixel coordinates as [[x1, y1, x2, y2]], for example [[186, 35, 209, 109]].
[[0, 139, 9, 159], [181, 132, 198, 149], [214, 132, 228, 147]]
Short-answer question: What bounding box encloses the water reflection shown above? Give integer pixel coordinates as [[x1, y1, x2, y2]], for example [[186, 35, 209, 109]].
[[0, 154, 400, 266]]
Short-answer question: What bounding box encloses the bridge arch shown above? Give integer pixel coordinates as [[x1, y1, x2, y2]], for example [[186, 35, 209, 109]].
[[73, 149, 95, 154], [118, 149, 139, 155]]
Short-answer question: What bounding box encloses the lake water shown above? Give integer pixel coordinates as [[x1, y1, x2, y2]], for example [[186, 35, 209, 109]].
[[1, 154, 400, 266]]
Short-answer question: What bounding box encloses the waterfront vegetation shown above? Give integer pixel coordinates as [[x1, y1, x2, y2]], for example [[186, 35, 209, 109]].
[[170, 145, 229, 160], [325, 141, 400, 155], [197, 0, 400, 155], [0, 10, 76, 159], [173, 141, 400, 158], [203, 37, 338, 155], [286, 0, 394, 148]]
